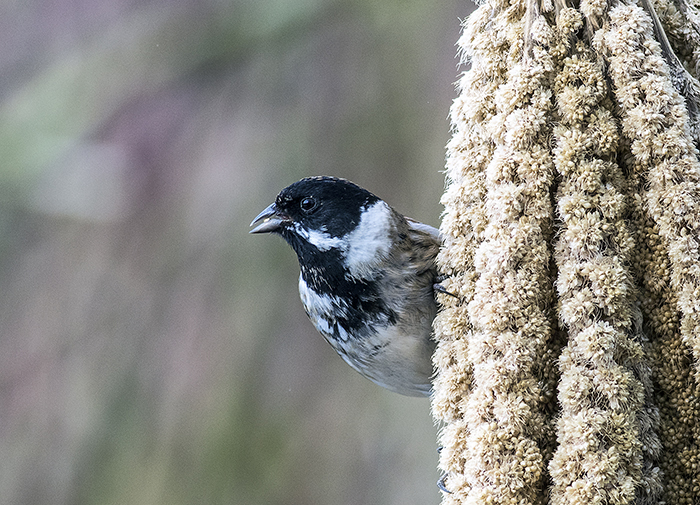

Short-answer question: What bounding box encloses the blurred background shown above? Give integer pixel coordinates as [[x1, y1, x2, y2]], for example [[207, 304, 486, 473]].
[[0, 1, 472, 504]]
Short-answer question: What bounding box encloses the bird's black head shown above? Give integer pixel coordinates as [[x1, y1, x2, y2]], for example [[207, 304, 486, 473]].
[[250, 176, 380, 248]]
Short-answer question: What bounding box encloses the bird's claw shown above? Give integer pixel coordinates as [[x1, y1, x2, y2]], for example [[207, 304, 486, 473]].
[[437, 472, 452, 493], [433, 282, 459, 299], [436, 446, 452, 493]]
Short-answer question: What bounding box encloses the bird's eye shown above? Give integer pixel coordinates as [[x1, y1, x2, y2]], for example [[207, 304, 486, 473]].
[[300, 197, 317, 213]]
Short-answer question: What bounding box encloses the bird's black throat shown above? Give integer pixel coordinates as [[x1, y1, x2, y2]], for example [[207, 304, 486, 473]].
[[289, 236, 398, 336]]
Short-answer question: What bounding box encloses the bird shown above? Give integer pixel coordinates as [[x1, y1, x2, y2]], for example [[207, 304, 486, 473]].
[[250, 176, 442, 396]]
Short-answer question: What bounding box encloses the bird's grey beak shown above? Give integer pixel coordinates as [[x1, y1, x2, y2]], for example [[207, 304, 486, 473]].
[[249, 203, 288, 234]]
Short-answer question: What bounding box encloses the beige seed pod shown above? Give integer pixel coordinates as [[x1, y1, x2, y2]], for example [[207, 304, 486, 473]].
[[434, 0, 700, 503]]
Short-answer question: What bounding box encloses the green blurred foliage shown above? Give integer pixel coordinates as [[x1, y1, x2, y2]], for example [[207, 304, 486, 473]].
[[0, 0, 471, 504]]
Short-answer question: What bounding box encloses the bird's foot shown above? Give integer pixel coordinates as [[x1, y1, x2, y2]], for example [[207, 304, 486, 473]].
[[437, 472, 452, 494], [433, 275, 459, 300]]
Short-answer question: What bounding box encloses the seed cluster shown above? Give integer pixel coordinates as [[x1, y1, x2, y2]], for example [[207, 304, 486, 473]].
[[434, 0, 700, 503]]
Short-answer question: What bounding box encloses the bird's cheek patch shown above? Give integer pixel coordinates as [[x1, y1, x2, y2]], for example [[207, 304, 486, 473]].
[[344, 201, 393, 278]]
